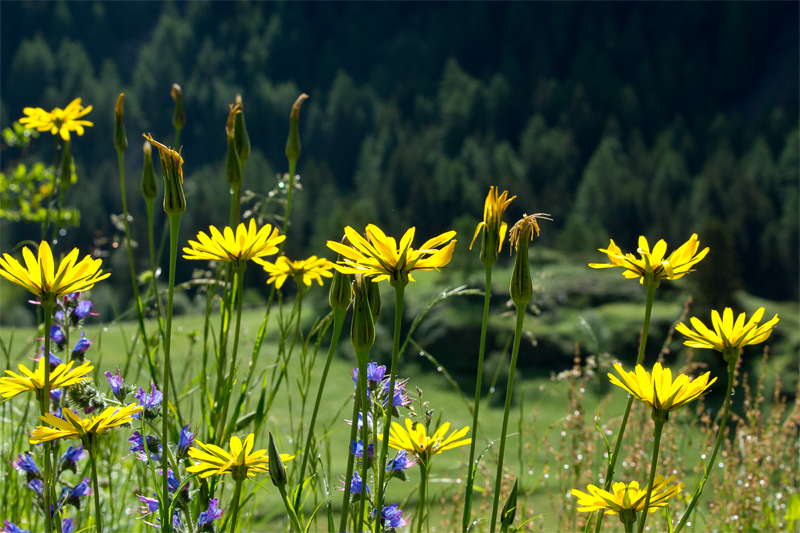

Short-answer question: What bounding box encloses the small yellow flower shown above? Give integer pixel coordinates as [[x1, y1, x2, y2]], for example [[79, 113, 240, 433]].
[[182, 219, 285, 267], [186, 433, 294, 480], [19, 98, 93, 141], [386, 419, 470, 461], [571, 475, 683, 515], [470, 186, 516, 259], [30, 404, 143, 444], [675, 307, 779, 355], [609, 362, 716, 417], [254, 255, 334, 289], [0, 357, 93, 399], [326, 225, 456, 287], [589, 234, 709, 285], [0, 241, 109, 302]]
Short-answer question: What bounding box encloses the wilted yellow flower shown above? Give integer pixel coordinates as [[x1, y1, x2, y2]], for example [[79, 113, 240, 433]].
[[589, 234, 708, 285], [609, 362, 715, 417], [386, 419, 470, 461], [0, 241, 109, 302], [508, 213, 551, 251], [470, 186, 516, 261], [19, 98, 93, 141], [571, 475, 683, 516], [182, 219, 285, 267], [187, 433, 294, 480], [0, 357, 93, 399], [254, 255, 333, 289], [676, 307, 779, 365], [30, 404, 143, 444], [327, 225, 456, 287]]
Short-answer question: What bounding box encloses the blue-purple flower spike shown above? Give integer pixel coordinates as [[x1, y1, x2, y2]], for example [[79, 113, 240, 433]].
[[104, 368, 125, 401], [60, 477, 92, 509], [133, 383, 163, 419], [12, 452, 39, 478], [71, 332, 91, 360], [2, 521, 32, 533], [350, 440, 375, 459], [74, 300, 94, 319], [59, 445, 88, 473], [197, 497, 223, 530], [177, 424, 195, 458]]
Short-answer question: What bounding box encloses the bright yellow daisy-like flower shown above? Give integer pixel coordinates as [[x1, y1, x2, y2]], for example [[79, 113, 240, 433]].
[[187, 433, 294, 480], [0, 357, 93, 399], [19, 98, 93, 141], [589, 234, 709, 285], [571, 475, 683, 516], [470, 186, 516, 258], [0, 241, 109, 302], [254, 255, 334, 289], [326, 225, 456, 287], [675, 307, 779, 357], [609, 362, 715, 417], [30, 404, 143, 444], [182, 219, 285, 267], [386, 419, 470, 461]]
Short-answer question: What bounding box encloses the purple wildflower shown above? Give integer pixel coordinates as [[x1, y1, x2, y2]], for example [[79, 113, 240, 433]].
[[337, 471, 368, 496], [352, 362, 388, 390], [383, 379, 411, 408], [71, 332, 91, 360], [381, 504, 409, 530], [74, 300, 94, 319], [177, 424, 195, 458], [129, 431, 162, 463], [355, 411, 373, 430], [61, 477, 92, 509], [386, 450, 418, 472], [58, 445, 88, 474], [2, 521, 32, 533], [133, 383, 163, 419], [138, 493, 160, 515], [55, 310, 66, 323], [27, 478, 43, 495], [12, 452, 39, 479], [104, 368, 125, 401], [61, 518, 75, 533], [36, 347, 63, 371], [197, 497, 223, 530], [350, 440, 375, 459], [50, 325, 65, 346]]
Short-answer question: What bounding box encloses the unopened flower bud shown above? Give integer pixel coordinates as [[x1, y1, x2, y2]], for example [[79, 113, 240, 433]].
[[114, 93, 128, 152], [171, 84, 185, 131], [508, 214, 549, 307], [268, 432, 288, 487], [234, 94, 251, 165], [501, 479, 518, 530], [351, 275, 375, 352], [285, 93, 308, 164], [144, 134, 185, 216], [226, 103, 243, 186], [364, 275, 381, 323], [141, 142, 157, 200]]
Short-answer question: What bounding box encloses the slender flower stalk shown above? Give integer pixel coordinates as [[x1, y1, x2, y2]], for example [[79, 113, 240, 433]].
[[213, 264, 245, 444], [463, 187, 514, 532], [284, 94, 308, 237], [89, 439, 103, 533], [637, 416, 666, 533], [339, 390, 363, 532]]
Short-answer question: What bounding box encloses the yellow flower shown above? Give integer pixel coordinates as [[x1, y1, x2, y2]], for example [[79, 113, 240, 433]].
[[571, 475, 683, 515], [589, 234, 708, 285], [254, 255, 334, 289], [182, 219, 285, 267], [470, 186, 516, 258], [609, 362, 716, 417], [386, 418, 470, 461], [675, 307, 779, 355], [30, 404, 143, 444], [0, 357, 93, 399], [186, 433, 294, 480], [0, 241, 110, 302], [19, 98, 93, 141], [326, 225, 456, 287]]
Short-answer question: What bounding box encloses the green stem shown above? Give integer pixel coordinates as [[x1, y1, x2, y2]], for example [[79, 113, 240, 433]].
[[623, 518, 634, 533], [277, 481, 304, 533], [229, 183, 240, 228], [376, 284, 405, 520], [356, 349, 370, 533], [417, 462, 428, 533], [595, 281, 656, 533], [41, 302, 54, 533], [673, 361, 736, 533], [283, 160, 296, 238], [339, 388, 363, 533], [228, 478, 244, 533], [145, 199, 164, 332], [42, 139, 60, 240], [89, 439, 103, 533], [490, 303, 525, 533], [162, 212, 182, 533], [215, 266, 246, 445], [118, 151, 153, 382], [294, 308, 346, 508], [463, 263, 493, 532], [637, 418, 666, 533]]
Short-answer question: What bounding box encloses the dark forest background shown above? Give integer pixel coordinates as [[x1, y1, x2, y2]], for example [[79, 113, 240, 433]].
[[1, 2, 798, 318]]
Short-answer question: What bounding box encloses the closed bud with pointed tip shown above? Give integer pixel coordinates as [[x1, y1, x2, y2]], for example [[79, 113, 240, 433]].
[[226, 103, 243, 185], [144, 134, 185, 215], [114, 93, 127, 152], [268, 432, 288, 487], [141, 142, 157, 200], [508, 214, 549, 307], [234, 94, 251, 165], [501, 479, 518, 532], [285, 94, 308, 164], [351, 275, 375, 352], [364, 275, 381, 323], [171, 84, 185, 131]]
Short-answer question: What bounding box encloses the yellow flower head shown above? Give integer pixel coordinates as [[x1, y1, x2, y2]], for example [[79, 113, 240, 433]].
[[30, 404, 143, 444], [254, 255, 334, 289], [186, 433, 294, 480], [0, 357, 93, 399], [386, 419, 470, 461], [589, 234, 709, 285], [183, 219, 285, 267], [609, 362, 716, 418], [470, 186, 516, 259], [326, 225, 456, 287], [676, 307, 779, 360], [0, 242, 110, 302], [571, 475, 683, 516], [19, 98, 93, 140], [508, 213, 551, 252]]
